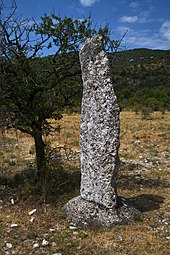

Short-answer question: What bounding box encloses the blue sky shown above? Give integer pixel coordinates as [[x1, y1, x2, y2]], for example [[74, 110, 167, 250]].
[[5, 0, 170, 50]]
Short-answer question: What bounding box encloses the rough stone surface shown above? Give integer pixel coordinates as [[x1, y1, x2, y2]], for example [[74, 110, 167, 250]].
[[64, 196, 142, 228], [64, 35, 141, 227], [79, 35, 120, 208]]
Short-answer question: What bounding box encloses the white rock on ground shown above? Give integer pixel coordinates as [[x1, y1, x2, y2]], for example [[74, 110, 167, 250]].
[[41, 239, 49, 246], [28, 209, 37, 215], [10, 224, 18, 228], [33, 243, 39, 249], [6, 243, 12, 249]]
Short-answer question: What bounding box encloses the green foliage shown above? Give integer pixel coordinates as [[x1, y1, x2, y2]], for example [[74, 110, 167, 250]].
[[140, 106, 153, 120], [110, 49, 170, 112], [38, 14, 95, 52], [0, 1, 118, 173]]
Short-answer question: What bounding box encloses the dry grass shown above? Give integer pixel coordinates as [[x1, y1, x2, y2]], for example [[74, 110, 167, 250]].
[[0, 111, 170, 255]]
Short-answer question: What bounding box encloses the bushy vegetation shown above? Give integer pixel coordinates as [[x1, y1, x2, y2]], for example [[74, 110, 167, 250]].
[[34, 48, 170, 115], [0, 0, 116, 175], [58, 48, 170, 113], [110, 48, 170, 112]]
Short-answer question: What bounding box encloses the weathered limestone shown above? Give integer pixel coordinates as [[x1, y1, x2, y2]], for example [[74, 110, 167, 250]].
[[64, 35, 141, 227], [79, 35, 120, 208]]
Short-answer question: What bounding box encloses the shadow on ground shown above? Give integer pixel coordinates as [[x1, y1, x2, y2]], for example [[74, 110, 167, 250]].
[[128, 194, 164, 212], [118, 173, 169, 190], [0, 155, 166, 210], [0, 163, 81, 204]]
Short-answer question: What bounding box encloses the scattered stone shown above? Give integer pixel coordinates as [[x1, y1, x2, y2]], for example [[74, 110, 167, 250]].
[[28, 209, 37, 216], [52, 253, 62, 255], [73, 231, 79, 236], [11, 199, 15, 205], [14, 144, 19, 149], [116, 235, 123, 241], [30, 217, 35, 223], [41, 239, 49, 247], [51, 242, 57, 247], [162, 218, 168, 223], [33, 243, 39, 249], [134, 140, 140, 145], [10, 224, 18, 228], [69, 225, 77, 230], [49, 228, 56, 232], [6, 243, 12, 249]]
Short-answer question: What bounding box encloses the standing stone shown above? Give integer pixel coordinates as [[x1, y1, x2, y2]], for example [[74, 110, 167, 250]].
[[80, 35, 120, 209], [64, 35, 141, 227]]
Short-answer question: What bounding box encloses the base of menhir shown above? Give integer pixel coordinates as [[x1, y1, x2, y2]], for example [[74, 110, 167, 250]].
[[63, 196, 142, 228]]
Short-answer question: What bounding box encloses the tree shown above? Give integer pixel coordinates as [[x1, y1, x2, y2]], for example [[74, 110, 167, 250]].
[[0, 1, 52, 174], [0, 1, 119, 176]]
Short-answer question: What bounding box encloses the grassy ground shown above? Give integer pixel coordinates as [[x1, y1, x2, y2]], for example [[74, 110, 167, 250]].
[[0, 111, 169, 255]]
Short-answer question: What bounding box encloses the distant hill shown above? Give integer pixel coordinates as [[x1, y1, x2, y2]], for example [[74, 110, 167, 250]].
[[110, 48, 170, 65], [1, 48, 169, 112], [109, 48, 170, 111]]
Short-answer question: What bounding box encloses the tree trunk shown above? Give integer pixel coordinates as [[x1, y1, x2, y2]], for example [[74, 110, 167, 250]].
[[33, 122, 45, 176]]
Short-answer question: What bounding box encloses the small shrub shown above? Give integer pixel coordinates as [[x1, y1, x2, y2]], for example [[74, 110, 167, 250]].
[[140, 106, 153, 120]]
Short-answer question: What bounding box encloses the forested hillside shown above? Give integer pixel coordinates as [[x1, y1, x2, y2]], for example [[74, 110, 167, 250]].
[[109, 48, 170, 111], [60, 48, 170, 112]]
